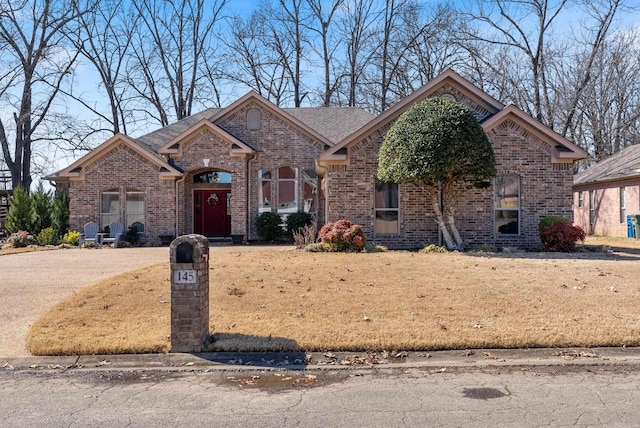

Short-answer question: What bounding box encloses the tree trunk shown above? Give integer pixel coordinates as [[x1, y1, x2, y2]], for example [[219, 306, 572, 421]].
[[430, 190, 456, 250]]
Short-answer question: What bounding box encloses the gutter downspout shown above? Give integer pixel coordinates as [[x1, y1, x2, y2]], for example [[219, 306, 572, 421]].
[[315, 160, 328, 225], [246, 154, 256, 242], [175, 175, 186, 238]]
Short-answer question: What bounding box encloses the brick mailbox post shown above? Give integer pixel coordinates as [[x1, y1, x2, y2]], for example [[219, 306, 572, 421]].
[[170, 234, 210, 352]]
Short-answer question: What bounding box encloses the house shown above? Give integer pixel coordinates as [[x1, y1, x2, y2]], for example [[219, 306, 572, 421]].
[[573, 144, 640, 237], [47, 70, 588, 250]]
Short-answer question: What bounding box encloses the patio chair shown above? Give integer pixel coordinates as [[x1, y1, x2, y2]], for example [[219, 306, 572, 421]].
[[102, 221, 125, 248], [78, 222, 99, 248]]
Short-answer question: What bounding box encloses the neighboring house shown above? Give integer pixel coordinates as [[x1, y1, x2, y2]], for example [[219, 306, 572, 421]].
[[573, 144, 640, 237], [47, 70, 588, 250]]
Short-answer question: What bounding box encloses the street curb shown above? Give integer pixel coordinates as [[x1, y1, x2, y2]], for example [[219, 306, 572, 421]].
[[3, 347, 640, 374]]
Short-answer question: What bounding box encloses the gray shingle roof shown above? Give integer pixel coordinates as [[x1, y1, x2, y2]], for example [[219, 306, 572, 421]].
[[135, 108, 221, 151], [133, 106, 375, 151], [574, 144, 640, 185], [284, 107, 375, 144]]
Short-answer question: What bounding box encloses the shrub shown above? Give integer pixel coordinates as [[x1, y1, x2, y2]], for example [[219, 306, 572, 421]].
[[31, 182, 52, 234], [419, 244, 448, 253], [540, 222, 586, 252], [37, 227, 57, 246], [538, 215, 570, 232], [304, 242, 332, 252], [364, 245, 388, 253], [61, 230, 80, 246], [286, 212, 313, 237], [7, 230, 37, 248], [52, 194, 70, 241], [256, 212, 283, 241], [318, 219, 366, 252], [6, 186, 33, 233], [123, 225, 140, 245]]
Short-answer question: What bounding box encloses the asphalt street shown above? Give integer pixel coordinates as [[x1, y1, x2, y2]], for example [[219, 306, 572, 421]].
[[1, 364, 639, 427]]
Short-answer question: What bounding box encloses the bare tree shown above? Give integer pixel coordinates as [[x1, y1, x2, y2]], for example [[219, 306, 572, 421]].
[[306, 0, 344, 106], [559, 0, 624, 137], [385, 3, 470, 98], [462, 0, 629, 157], [221, 11, 291, 105], [126, 0, 228, 126], [571, 29, 640, 161], [335, 0, 378, 107], [265, 0, 311, 107], [65, 0, 137, 136], [0, 0, 90, 190], [462, 0, 570, 124]]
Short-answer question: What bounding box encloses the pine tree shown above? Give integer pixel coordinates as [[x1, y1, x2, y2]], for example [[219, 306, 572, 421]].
[[31, 182, 53, 234], [6, 186, 33, 233]]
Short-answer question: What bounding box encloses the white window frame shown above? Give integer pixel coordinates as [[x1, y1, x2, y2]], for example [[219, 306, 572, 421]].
[[258, 169, 271, 213], [277, 166, 298, 214]]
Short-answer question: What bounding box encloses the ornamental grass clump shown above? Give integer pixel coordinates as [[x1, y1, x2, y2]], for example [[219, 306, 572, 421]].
[[6, 230, 37, 248], [318, 219, 366, 252], [540, 221, 586, 252]]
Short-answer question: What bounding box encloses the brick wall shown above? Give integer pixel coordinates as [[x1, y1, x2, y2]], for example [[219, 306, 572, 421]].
[[68, 143, 176, 238], [170, 128, 248, 236], [215, 102, 326, 240], [326, 117, 576, 251]]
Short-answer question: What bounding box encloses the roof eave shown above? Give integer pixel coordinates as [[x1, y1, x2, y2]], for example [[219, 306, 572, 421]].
[[321, 69, 505, 159]]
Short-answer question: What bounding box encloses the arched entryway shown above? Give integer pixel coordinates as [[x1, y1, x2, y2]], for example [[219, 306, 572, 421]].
[[193, 170, 232, 237]]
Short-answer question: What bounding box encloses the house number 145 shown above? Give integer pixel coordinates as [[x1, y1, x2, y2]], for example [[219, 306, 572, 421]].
[[173, 269, 197, 284]]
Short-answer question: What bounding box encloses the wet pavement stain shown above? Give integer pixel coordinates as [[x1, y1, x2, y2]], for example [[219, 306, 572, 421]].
[[462, 387, 508, 400]]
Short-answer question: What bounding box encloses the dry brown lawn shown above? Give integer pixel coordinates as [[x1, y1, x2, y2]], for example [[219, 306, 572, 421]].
[[27, 236, 640, 355]]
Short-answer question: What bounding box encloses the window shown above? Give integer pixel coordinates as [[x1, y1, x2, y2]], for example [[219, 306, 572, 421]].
[[578, 191, 584, 208], [258, 170, 271, 213], [126, 191, 145, 231], [375, 179, 399, 234], [495, 174, 520, 235], [303, 169, 317, 213], [101, 190, 120, 228], [247, 108, 261, 130], [620, 187, 626, 224], [193, 171, 231, 184], [277, 166, 298, 213]]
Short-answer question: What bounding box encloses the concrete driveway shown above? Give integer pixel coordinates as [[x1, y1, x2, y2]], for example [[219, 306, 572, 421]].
[[0, 247, 169, 358]]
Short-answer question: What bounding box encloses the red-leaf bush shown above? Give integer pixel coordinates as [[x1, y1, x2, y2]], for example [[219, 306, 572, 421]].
[[318, 219, 366, 252], [539, 222, 586, 252]]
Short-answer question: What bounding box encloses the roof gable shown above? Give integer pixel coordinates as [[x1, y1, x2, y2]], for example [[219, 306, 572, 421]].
[[156, 119, 254, 157], [483, 105, 588, 163], [209, 91, 334, 147], [319, 69, 504, 163], [54, 134, 182, 180], [135, 108, 221, 151], [574, 144, 640, 185]]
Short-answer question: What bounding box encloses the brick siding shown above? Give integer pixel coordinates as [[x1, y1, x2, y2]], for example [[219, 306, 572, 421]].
[[68, 143, 175, 238], [326, 115, 575, 251]]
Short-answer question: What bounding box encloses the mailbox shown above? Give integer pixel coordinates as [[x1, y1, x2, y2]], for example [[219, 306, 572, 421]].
[[169, 234, 210, 352]]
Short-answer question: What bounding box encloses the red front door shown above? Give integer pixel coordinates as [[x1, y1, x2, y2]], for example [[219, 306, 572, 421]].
[[194, 190, 231, 237]]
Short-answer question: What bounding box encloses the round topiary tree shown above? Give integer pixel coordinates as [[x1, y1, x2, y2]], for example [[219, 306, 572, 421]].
[[378, 97, 496, 250]]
